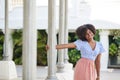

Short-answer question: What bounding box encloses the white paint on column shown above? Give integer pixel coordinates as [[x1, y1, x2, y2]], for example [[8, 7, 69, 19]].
[[46, 0, 58, 80], [1, 1, 17, 79], [3, 29, 13, 60], [64, 0, 69, 64], [3, 0, 13, 60], [63, 0, 73, 72], [57, 0, 65, 73], [23, 0, 37, 80], [99, 30, 110, 71]]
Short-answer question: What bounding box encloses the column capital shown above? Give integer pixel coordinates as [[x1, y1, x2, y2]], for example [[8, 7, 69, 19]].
[[46, 29, 58, 34], [99, 30, 110, 36]]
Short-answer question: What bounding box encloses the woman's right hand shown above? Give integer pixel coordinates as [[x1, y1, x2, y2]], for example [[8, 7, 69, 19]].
[[96, 77, 100, 80], [46, 45, 49, 51]]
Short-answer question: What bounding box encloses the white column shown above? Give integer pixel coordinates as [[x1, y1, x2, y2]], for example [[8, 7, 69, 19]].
[[46, 0, 58, 80], [63, 0, 73, 72], [3, 0, 11, 60], [64, 0, 69, 63], [57, 0, 65, 73], [3, 29, 13, 60], [99, 30, 110, 71], [23, 0, 37, 80], [0, 0, 17, 79], [62, 0, 73, 73]]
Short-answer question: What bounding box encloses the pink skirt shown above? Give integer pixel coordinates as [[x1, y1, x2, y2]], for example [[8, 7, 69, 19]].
[[74, 58, 96, 80]]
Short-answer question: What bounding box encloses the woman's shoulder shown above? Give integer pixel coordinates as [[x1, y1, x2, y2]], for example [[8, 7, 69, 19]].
[[75, 39, 86, 43], [96, 41, 105, 53], [74, 39, 86, 45], [96, 41, 103, 46]]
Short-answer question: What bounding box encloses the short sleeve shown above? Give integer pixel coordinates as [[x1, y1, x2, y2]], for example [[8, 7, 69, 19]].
[[99, 42, 105, 54], [73, 40, 82, 50]]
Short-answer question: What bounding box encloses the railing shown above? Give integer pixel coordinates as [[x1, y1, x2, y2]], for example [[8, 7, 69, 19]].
[[11, 0, 23, 8]]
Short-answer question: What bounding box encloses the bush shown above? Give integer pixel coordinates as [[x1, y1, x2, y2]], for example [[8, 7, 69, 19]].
[[109, 43, 118, 56], [12, 29, 22, 64], [12, 29, 48, 66], [0, 30, 4, 60], [68, 49, 81, 67], [68, 33, 80, 67], [37, 30, 47, 66]]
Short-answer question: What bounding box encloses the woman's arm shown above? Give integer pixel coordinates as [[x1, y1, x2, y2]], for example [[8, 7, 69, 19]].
[[95, 54, 101, 80], [56, 43, 76, 49]]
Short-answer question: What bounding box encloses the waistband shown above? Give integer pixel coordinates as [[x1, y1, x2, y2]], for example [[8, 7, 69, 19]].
[[80, 57, 94, 62]]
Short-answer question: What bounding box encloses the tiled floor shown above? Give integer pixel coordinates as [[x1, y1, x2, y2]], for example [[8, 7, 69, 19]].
[[11, 65, 120, 80]]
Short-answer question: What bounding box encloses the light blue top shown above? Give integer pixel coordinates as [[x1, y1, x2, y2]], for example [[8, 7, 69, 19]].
[[74, 40, 105, 61]]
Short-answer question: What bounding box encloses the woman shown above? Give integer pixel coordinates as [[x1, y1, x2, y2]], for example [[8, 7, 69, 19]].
[[47, 24, 105, 80]]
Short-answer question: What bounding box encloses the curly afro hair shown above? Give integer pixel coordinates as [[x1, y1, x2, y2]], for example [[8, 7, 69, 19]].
[[76, 24, 96, 41]]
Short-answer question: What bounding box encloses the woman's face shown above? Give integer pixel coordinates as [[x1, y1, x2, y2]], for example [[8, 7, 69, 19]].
[[85, 29, 94, 41]]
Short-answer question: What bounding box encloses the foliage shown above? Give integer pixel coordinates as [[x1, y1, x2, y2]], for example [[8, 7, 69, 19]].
[[0, 30, 4, 60], [110, 30, 120, 45], [68, 49, 80, 67], [37, 30, 47, 66], [68, 32, 78, 42], [94, 30, 100, 41], [109, 30, 120, 57], [109, 43, 118, 56], [68, 33, 80, 66], [12, 29, 22, 64], [110, 30, 120, 39], [114, 37, 120, 45], [12, 29, 48, 66]]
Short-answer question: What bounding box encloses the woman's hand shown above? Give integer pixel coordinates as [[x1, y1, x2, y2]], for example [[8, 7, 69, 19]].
[[96, 77, 100, 80], [46, 45, 49, 50]]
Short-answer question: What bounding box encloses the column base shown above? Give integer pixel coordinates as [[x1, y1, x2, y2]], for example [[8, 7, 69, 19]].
[[57, 63, 64, 73], [101, 68, 109, 71], [64, 63, 73, 72], [0, 61, 17, 79], [56, 63, 74, 80], [45, 76, 58, 80]]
